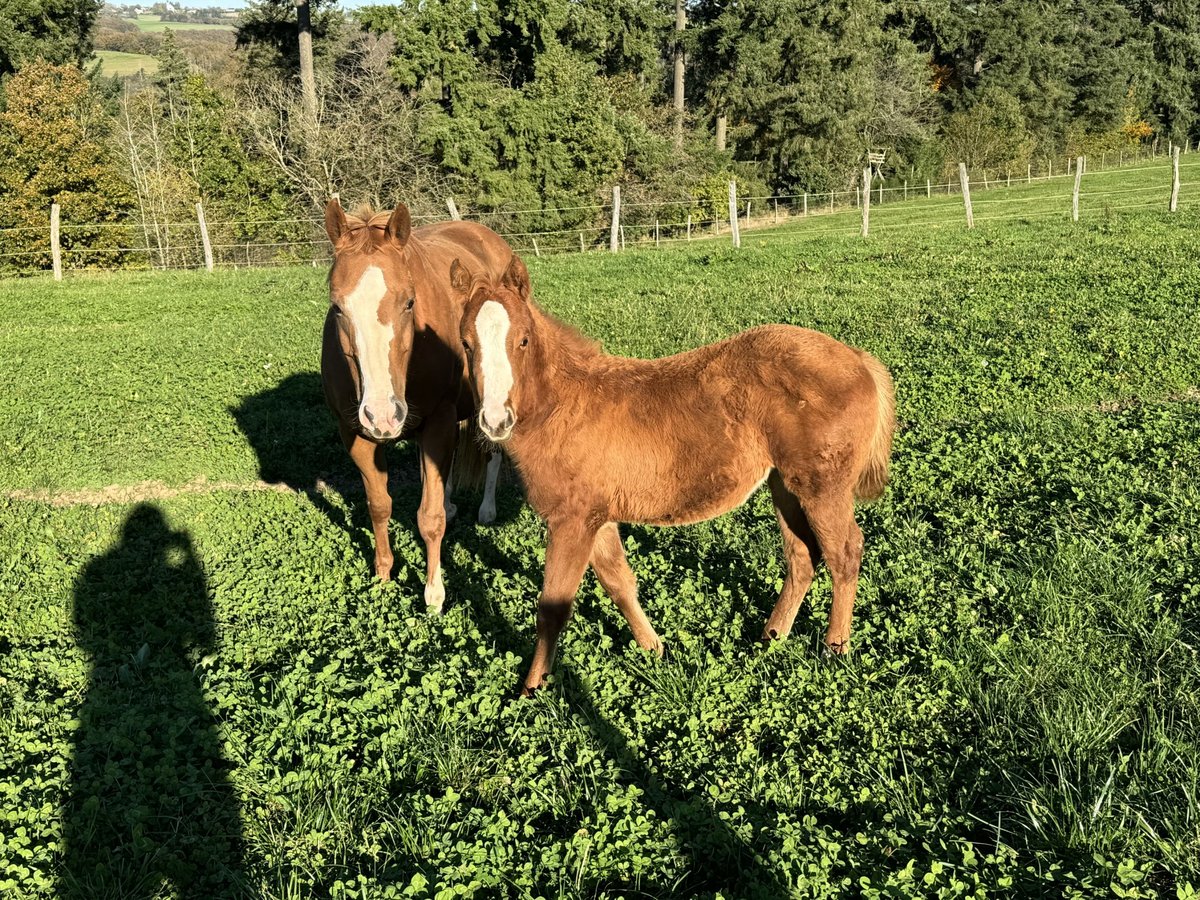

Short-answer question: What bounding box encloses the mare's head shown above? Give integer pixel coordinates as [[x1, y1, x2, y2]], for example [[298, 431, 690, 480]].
[[325, 199, 416, 440], [455, 254, 536, 443]]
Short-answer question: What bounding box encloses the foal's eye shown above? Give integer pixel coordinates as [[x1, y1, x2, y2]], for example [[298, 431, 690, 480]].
[[405, 297, 415, 311], [519, 337, 529, 349], [461, 340, 471, 354]]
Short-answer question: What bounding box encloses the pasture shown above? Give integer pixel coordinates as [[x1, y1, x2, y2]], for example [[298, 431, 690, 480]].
[[1, 204, 1199, 898], [93, 50, 160, 77], [129, 14, 236, 32]]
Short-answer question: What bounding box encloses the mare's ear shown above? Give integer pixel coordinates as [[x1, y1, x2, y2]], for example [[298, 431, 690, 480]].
[[324, 198, 348, 246], [385, 202, 412, 247], [449, 258, 471, 294], [502, 253, 531, 302]]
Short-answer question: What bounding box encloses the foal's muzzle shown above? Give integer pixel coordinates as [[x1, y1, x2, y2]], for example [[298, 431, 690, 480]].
[[479, 408, 514, 443]]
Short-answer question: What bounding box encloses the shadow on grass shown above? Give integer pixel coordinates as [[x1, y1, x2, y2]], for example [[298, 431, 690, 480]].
[[62, 504, 253, 899], [432, 511, 791, 898]]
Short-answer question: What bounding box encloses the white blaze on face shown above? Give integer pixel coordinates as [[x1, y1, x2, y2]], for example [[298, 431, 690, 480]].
[[476, 301, 513, 429], [343, 266, 395, 410]]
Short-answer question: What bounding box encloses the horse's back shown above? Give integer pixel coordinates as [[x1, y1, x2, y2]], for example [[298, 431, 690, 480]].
[[414, 220, 512, 279]]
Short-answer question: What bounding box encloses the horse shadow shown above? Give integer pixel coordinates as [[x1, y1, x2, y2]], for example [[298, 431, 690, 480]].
[[230, 373, 515, 567], [426, 517, 793, 898], [231, 374, 794, 893], [62, 504, 253, 899]]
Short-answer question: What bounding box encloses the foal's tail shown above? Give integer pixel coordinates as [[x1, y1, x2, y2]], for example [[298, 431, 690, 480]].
[[854, 351, 896, 502]]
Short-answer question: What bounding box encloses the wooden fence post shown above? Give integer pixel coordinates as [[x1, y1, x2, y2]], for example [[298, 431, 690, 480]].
[[1170, 146, 1181, 212], [829, 192, 833, 214], [904, 180, 908, 202], [958, 163, 974, 229], [610, 186, 621, 253], [745, 199, 750, 222], [926, 178, 931, 198], [1027, 163, 1032, 184], [532, 237, 541, 257], [196, 201, 214, 272], [50, 202, 62, 281], [446, 197, 461, 220], [861, 167, 871, 238], [579, 232, 585, 252], [1072, 156, 1083, 222], [655, 220, 660, 249], [728, 181, 741, 248], [774, 198, 779, 223], [620, 226, 626, 251], [687, 213, 692, 241], [803, 193, 808, 216]]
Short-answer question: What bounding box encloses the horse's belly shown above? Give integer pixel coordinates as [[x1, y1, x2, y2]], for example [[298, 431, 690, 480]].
[[622, 465, 771, 527]]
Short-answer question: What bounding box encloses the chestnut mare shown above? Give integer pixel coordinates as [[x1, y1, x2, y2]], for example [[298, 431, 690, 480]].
[[456, 256, 895, 694], [321, 200, 510, 612]]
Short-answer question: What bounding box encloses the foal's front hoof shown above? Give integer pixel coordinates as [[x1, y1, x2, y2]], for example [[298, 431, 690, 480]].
[[424, 569, 446, 616], [823, 639, 851, 657]]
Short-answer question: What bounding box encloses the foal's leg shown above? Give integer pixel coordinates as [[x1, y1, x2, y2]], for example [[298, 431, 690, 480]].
[[342, 423, 394, 580], [762, 471, 823, 641], [417, 405, 458, 615], [477, 451, 502, 525], [591, 522, 663, 655], [800, 489, 864, 654], [524, 519, 597, 695]]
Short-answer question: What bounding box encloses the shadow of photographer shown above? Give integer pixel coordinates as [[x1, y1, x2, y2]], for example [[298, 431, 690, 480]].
[[62, 504, 252, 899]]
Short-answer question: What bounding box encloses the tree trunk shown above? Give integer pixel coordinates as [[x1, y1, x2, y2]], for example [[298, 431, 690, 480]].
[[296, 0, 317, 119], [672, 0, 685, 147]]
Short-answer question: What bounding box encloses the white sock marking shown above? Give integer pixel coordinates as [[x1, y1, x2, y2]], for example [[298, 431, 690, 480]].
[[478, 452, 501, 524]]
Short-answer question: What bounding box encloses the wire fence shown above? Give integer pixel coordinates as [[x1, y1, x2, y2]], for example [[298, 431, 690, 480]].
[[1, 146, 1196, 278]]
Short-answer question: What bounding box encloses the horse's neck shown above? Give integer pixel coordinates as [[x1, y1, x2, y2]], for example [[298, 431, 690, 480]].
[[519, 306, 598, 432]]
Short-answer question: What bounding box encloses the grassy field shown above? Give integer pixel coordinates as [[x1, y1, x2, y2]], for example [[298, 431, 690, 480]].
[[93, 49, 159, 77], [129, 14, 235, 32], [1, 187, 1199, 897]]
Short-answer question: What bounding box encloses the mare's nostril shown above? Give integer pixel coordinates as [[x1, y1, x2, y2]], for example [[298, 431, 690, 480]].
[[363, 407, 376, 425]]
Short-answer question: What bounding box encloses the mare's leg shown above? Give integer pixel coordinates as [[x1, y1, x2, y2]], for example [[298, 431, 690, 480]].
[[590, 523, 662, 655], [762, 470, 823, 641], [798, 488, 863, 653], [524, 518, 597, 695], [341, 422, 394, 580], [477, 451, 502, 525], [443, 454, 458, 523], [417, 405, 457, 615]]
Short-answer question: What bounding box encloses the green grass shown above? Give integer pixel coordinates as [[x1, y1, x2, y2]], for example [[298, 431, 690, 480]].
[[93, 49, 160, 77], [2, 180, 1199, 898], [128, 14, 235, 32]]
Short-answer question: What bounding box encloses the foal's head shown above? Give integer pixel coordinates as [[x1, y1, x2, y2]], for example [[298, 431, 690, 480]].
[[455, 255, 535, 443], [324, 199, 416, 441]]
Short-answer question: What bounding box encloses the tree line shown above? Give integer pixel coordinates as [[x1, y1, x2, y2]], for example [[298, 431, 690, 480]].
[[1, 0, 1198, 271]]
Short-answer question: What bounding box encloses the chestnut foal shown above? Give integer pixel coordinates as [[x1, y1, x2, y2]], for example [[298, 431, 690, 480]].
[[456, 256, 895, 694], [321, 201, 508, 612]]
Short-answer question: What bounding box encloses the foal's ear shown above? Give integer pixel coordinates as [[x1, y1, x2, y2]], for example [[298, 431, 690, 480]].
[[502, 254, 531, 302], [324, 198, 348, 246], [449, 258, 471, 294], [385, 202, 412, 247]]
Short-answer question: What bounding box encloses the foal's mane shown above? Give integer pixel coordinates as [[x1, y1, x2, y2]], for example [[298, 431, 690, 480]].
[[530, 300, 602, 364], [339, 205, 395, 254]]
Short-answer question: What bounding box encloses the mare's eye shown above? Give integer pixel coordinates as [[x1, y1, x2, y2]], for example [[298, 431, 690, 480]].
[[405, 297, 415, 311], [519, 336, 529, 349], [461, 340, 472, 354]]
